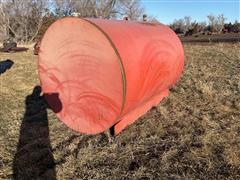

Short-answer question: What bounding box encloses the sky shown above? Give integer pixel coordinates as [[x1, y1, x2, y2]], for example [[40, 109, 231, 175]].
[[142, 0, 240, 24]]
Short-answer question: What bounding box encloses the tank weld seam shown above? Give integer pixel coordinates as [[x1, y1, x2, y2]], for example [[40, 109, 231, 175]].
[[82, 18, 127, 114]]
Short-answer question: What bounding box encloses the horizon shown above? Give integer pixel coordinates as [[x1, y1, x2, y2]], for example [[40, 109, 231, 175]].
[[142, 0, 240, 24]]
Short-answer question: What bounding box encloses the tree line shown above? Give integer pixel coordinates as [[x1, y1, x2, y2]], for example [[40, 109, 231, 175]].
[[0, 0, 239, 43], [0, 0, 145, 43], [170, 15, 240, 36]]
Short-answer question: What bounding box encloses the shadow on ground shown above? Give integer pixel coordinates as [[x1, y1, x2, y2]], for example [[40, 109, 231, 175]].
[[12, 86, 62, 179]]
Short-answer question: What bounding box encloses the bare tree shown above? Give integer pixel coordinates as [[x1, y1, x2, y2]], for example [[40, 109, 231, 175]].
[[0, 0, 145, 43], [183, 16, 192, 31], [207, 14, 218, 32], [0, 0, 49, 43], [91, 0, 117, 18], [217, 14, 227, 33], [116, 0, 144, 20], [207, 14, 227, 33], [0, 0, 9, 42], [170, 18, 185, 33], [198, 21, 207, 32], [147, 15, 160, 23], [170, 16, 195, 34], [54, 0, 144, 20], [54, 0, 117, 18]]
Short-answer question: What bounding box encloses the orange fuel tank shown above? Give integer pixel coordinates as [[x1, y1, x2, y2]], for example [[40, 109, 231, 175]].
[[38, 17, 184, 135]]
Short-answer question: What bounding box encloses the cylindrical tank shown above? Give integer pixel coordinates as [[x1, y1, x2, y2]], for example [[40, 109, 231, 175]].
[[38, 17, 184, 135]]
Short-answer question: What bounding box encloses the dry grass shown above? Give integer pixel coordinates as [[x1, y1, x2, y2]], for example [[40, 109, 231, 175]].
[[0, 43, 240, 179]]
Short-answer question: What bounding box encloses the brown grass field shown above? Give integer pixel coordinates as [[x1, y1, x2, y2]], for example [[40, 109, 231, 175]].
[[0, 43, 240, 179]]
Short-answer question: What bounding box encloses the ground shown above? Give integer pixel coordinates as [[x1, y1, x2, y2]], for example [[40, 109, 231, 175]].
[[0, 43, 240, 179], [180, 33, 240, 43]]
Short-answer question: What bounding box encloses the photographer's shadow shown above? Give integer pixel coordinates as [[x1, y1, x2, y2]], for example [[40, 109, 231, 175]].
[[13, 86, 62, 180]]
